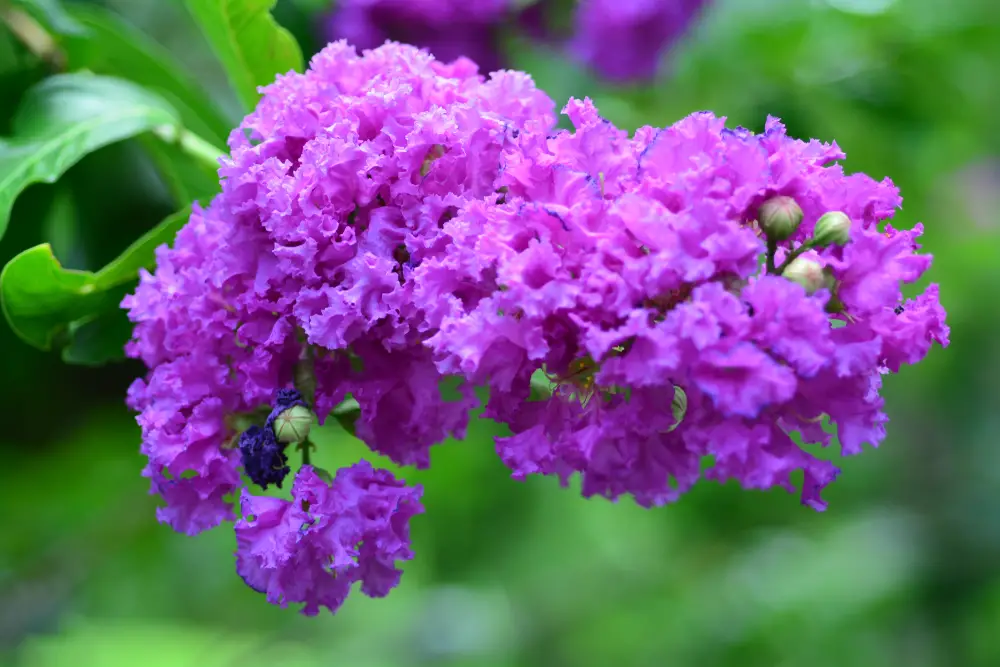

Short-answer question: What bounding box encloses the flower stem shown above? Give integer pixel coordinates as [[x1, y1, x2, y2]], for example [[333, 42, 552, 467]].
[[766, 238, 777, 274], [1, 6, 63, 70], [774, 240, 816, 275], [298, 438, 312, 467], [153, 124, 225, 172]]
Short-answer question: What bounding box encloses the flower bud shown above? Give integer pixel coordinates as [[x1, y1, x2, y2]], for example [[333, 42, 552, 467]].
[[812, 211, 851, 247], [667, 386, 688, 432], [272, 404, 313, 444], [239, 425, 290, 490], [782, 256, 825, 294], [757, 196, 803, 241]]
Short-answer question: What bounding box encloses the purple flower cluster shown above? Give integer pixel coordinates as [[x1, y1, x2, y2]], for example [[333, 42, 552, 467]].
[[236, 462, 422, 615], [123, 42, 947, 615], [124, 41, 552, 614], [323, 0, 711, 82], [416, 102, 948, 509]]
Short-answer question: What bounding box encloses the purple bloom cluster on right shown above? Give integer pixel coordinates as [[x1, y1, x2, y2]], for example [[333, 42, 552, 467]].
[[415, 99, 949, 510]]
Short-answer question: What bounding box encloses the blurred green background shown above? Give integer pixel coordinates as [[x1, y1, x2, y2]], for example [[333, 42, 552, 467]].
[[2, 0, 1000, 665]]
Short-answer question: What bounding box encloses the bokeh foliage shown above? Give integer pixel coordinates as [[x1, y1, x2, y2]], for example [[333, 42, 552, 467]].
[[2, 0, 999, 665]]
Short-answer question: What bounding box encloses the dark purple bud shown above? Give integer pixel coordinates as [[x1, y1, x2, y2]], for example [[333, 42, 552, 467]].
[[239, 425, 290, 490]]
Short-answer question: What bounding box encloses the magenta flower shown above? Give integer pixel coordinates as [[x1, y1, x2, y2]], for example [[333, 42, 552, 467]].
[[123, 42, 947, 616], [414, 99, 948, 511], [235, 463, 423, 616], [123, 41, 555, 611]]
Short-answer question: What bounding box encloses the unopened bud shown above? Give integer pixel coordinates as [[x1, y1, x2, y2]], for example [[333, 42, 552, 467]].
[[666, 386, 688, 432], [757, 196, 803, 241], [782, 256, 825, 294], [812, 211, 851, 247], [272, 404, 313, 444]]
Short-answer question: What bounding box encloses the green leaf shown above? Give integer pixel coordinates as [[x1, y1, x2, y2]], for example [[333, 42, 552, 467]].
[[0, 73, 180, 241], [529, 368, 555, 399], [0, 245, 119, 352], [331, 397, 360, 436], [0, 207, 190, 362], [60, 308, 135, 366], [285, 0, 329, 12], [38, 184, 82, 265], [183, 0, 304, 113], [51, 3, 233, 144], [91, 207, 190, 289]]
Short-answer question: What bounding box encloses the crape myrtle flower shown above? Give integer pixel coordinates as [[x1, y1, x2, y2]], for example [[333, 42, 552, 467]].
[[122, 36, 948, 618], [235, 462, 424, 616], [321, 0, 711, 83], [122, 41, 557, 612], [414, 99, 948, 510]]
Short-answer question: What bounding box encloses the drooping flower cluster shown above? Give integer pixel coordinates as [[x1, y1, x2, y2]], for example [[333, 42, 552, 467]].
[[415, 100, 949, 508], [236, 462, 423, 615], [322, 0, 711, 82], [123, 41, 947, 616], [415, 100, 948, 508], [124, 40, 556, 614]]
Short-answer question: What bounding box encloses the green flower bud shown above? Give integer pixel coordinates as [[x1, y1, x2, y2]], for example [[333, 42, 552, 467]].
[[757, 196, 803, 241], [781, 256, 826, 294], [812, 211, 851, 247], [667, 386, 687, 432], [273, 404, 313, 444]]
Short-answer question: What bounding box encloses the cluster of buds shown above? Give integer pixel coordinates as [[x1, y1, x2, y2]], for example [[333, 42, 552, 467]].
[[237, 389, 316, 490], [757, 196, 853, 302]]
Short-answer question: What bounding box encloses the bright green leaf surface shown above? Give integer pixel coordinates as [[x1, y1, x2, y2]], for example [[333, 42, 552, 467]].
[[183, 0, 303, 113], [0, 244, 116, 352], [52, 3, 233, 144], [331, 397, 360, 436], [0, 73, 180, 240], [0, 207, 189, 360]]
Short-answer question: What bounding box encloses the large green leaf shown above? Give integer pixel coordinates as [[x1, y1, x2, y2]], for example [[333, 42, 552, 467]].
[[183, 0, 304, 113], [50, 3, 233, 144], [0, 73, 180, 241], [0, 207, 190, 363]]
